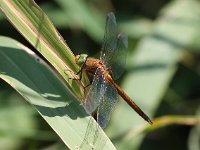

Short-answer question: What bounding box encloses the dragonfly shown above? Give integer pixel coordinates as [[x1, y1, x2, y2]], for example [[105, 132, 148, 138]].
[[75, 12, 152, 128]]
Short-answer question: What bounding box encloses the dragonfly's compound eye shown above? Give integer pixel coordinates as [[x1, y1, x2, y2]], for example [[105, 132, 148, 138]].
[[75, 54, 88, 67]]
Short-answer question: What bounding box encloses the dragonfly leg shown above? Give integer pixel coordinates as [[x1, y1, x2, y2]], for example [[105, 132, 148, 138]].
[[64, 69, 82, 82], [65, 65, 84, 81], [84, 80, 92, 88], [76, 68, 84, 80], [83, 79, 92, 91]]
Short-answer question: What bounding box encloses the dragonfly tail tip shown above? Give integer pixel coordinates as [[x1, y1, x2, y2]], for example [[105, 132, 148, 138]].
[[147, 118, 153, 125]]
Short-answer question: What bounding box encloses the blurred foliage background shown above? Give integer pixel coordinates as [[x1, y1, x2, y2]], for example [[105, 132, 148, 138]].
[[0, 0, 200, 149]]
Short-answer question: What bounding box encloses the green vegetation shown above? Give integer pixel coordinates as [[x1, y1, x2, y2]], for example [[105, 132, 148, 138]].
[[0, 0, 200, 150]]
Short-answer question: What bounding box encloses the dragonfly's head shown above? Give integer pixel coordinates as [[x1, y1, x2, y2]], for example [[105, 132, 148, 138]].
[[75, 54, 88, 67]]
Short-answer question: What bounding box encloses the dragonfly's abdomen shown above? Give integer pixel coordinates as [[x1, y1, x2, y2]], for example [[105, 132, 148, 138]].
[[106, 75, 153, 124]]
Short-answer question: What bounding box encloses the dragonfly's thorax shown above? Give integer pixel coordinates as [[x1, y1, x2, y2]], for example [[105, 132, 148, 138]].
[[83, 57, 111, 81]]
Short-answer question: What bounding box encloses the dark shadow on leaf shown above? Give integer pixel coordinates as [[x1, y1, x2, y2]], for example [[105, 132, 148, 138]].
[[0, 46, 88, 119], [35, 102, 87, 119]]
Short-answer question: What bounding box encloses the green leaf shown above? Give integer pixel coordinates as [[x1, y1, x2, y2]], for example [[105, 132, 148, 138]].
[[0, 36, 116, 150], [120, 18, 153, 39], [156, 0, 200, 51], [41, 0, 104, 42], [0, 0, 85, 97]]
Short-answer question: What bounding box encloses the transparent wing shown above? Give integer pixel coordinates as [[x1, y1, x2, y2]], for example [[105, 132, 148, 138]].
[[109, 33, 128, 79], [84, 67, 107, 113], [97, 82, 118, 128], [101, 13, 128, 79], [101, 12, 118, 66]]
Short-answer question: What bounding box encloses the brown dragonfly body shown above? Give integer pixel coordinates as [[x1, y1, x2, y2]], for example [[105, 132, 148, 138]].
[[80, 57, 152, 124], [76, 12, 152, 128]]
